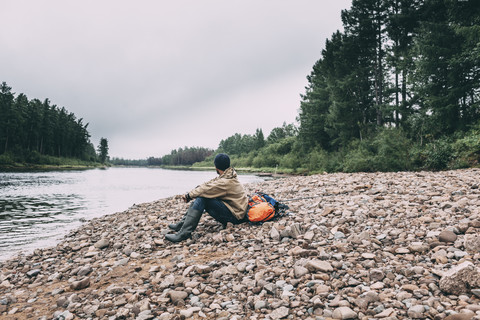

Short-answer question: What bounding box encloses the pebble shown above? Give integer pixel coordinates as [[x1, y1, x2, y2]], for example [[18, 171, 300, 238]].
[[70, 277, 90, 290], [1, 168, 480, 319], [270, 306, 289, 319], [305, 260, 333, 272], [94, 238, 110, 249], [444, 314, 475, 320], [168, 290, 188, 305], [439, 230, 458, 243], [179, 307, 200, 318], [332, 306, 357, 319], [26, 269, 41, 278]]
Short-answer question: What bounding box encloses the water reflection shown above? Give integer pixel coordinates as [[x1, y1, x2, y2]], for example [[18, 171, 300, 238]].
[[0, 168, 263, 261]]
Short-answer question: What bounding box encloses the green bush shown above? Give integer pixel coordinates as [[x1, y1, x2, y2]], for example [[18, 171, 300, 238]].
[[371, 129, 412, 171], [340, 129, 412, 172], [26, 151, 42, 163], [342, 141, 375, 172], [252, 151, 281, 168], [452, 128, 480, 167], [304, 148, 329, 173], [0, 153, 14, 165], [279, 152, 301, 170], [423, 138, 453, 170]]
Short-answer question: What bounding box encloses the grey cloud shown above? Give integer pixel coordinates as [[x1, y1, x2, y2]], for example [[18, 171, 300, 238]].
[[1, 0, 351, 158]]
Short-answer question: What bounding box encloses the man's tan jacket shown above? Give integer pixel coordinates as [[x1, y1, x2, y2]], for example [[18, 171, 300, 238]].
[[188, 167, 248, 220]]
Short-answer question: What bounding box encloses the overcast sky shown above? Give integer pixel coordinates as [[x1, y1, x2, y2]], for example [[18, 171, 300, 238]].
[[1, 1, 351, 159]]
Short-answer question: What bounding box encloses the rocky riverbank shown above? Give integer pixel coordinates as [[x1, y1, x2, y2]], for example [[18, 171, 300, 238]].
[[1, 169, 480, 320]]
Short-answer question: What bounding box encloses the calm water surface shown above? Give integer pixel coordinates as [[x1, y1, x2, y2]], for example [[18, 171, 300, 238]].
[[0, 167, 264, 261]]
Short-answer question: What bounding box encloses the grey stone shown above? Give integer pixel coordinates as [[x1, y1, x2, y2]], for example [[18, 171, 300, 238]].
[[70, 277, 90, 290], [443, 314, 475, 320], [94, 238, 110, 249], [440, 262, 480, 295], [305, 260, 333, 273], [294, 265, 309, 278], [332, 306, 357, 319], [370, 269, 385, 281], [270, 227, 281, 241], [464, 235, 480, 253], [439, 230, 457, 243], [77, 265, 92, 276], [179, 307, 201, 318], [254, 300, 267, 310], [26, 269, 41, 278], [168, 290, 188, 305], [270, 306, 289, 319], [407, 305, 426, 318], [136, 310, 154, 320]]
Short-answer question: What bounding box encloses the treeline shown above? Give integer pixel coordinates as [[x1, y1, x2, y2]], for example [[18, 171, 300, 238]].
[[110, 158, 148, 166], [147, 147, 214, 166], [195, 0, 480, 173], [297, 0, 479, 152], [0, 82, 97, 165]]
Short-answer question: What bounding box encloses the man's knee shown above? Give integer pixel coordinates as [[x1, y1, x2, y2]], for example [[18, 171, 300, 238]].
[[192, 197, 207, 211]]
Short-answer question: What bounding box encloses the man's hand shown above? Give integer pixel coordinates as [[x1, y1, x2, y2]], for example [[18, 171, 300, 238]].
[[178, 193, 192, 203]]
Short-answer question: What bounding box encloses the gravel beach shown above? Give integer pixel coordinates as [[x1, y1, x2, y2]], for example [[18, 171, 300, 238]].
[[1, 169, 480, 319]]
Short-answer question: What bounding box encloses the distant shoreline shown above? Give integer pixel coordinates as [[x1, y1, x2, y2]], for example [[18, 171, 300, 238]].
[[0, 164, 105, 172]]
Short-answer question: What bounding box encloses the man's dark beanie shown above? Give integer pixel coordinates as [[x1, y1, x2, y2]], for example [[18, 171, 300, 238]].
[[214, 153, 230, 171]]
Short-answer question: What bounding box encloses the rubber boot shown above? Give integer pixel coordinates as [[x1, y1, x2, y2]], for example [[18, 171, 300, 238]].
[[168, 212, 187, 232], [165, 207, 203, 243]]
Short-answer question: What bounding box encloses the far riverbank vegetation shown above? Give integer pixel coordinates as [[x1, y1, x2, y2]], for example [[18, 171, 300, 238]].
[[0, 82, 109, 170]]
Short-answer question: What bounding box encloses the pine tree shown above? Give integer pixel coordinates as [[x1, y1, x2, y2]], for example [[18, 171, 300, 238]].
[[97, 138, 109, 164], [298, 59, 331, 151], [385, 0, 422, 128]]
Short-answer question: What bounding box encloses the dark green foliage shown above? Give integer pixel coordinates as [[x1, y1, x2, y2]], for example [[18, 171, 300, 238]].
[[110, 158, 149, 166], [97, 138, 109, 164], [420, 139, 454, 171], [217, 128, 271, 156], [340, 132, 415, 174], [251, 137, 296, 168], [266, 123, 297, 145], [451, 126, 480, 167], [0, 82, 96, 165], [297, 0, 479, 153], [148, 147, 214, 166], [218, 133, 254, 155]]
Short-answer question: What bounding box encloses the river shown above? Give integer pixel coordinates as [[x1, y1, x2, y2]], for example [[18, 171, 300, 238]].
[[0, 167, 264, 261]]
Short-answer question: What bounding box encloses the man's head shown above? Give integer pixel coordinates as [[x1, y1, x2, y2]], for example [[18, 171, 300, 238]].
[[214, 153, 230, 173]]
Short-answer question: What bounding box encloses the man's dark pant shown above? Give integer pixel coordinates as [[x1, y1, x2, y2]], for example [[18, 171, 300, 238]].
[[192, 197, 244, 225]]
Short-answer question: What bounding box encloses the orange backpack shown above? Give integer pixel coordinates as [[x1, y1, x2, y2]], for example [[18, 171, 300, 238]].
[[247, 193, 276, 223]]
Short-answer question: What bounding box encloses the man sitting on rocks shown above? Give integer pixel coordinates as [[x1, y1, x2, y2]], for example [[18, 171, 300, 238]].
[[165, 153, 248, 243]]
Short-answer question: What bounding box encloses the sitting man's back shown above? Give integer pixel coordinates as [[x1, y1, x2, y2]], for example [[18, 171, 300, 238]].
[[165, 153, 248, 243]]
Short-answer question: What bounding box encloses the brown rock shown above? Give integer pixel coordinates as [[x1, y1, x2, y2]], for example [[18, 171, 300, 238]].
[[70, 277, 90, 290], [94, 238, 109, 249], [443, 314, 474, 320], [469, 220, 480, 228], [439, 262, 480, 295], [464, 235, 480, 253], [322, 207, 334, 216], [305, 260, 333, 273], [402, 284, 419, 292], [439, 230, 457, 243], [168, 290, 188, 305]]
